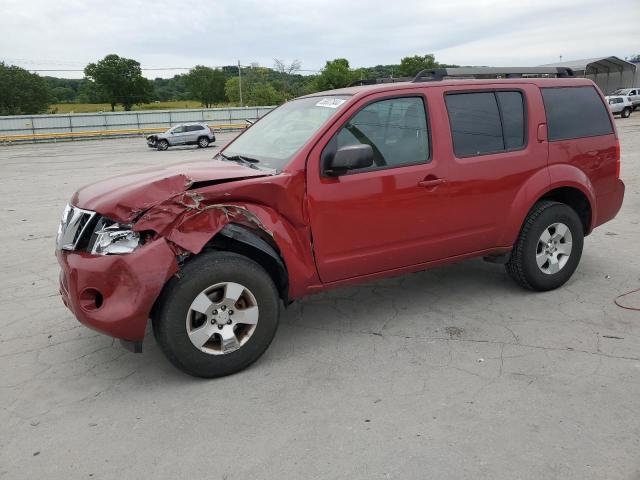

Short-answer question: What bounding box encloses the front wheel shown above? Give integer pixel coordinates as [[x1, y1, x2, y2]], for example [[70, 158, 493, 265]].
[[621, 107, 632, 118], [153, 252, 280, 377], [157, 139, 169, 151], [506, 201, 584, 291]]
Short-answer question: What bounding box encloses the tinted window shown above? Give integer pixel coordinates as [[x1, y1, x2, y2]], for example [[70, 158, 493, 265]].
[[541, 86, 613, 141], [172, 126, 185, 133], [336, 97, 429, 170], [446, 92, 504, 156], [496, 91, 525, 150]]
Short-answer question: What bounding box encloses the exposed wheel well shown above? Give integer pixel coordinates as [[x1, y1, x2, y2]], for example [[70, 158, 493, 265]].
[[201, 224, 289, 303], [539, 187, 592, 234]]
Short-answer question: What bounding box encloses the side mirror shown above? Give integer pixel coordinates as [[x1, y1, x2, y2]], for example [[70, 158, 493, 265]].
[[325, 144, 374, 176]]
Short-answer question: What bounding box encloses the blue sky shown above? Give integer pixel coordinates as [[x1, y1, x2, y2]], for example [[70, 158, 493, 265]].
[[1, 0, 638, 78]]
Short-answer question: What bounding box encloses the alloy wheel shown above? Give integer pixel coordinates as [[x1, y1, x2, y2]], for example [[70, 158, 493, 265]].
[[535, 222, 573, 275], [185, 282, 259, 355]]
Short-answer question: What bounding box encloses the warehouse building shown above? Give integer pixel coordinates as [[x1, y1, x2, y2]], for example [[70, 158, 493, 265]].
[[540, 56, 638, 94]]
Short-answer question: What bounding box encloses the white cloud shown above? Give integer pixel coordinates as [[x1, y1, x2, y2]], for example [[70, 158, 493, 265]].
[[1, 0, 638, 78]]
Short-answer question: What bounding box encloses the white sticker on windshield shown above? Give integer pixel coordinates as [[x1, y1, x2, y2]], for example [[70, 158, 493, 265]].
[[315, 98, 346, 108]]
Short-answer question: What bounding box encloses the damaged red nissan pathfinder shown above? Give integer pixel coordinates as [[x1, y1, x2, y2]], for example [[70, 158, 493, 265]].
[[56, 67, 625, 377]]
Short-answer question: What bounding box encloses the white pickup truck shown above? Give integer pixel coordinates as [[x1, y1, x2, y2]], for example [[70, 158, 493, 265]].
[[609, 88, 640, 110]]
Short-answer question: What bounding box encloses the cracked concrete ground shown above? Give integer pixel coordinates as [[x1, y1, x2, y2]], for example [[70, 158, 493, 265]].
[[1, 119, 639, 479]]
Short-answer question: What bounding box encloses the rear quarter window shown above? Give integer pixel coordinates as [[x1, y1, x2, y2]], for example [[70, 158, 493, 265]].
[[541, 86, 613, 141]]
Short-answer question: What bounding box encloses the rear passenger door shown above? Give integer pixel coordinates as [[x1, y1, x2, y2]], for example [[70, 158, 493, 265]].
[[185, 125, 203, 143], [432, 84, 549, 254]]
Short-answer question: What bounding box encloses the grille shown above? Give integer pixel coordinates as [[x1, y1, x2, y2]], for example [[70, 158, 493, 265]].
[[56, 204, 96, 251]]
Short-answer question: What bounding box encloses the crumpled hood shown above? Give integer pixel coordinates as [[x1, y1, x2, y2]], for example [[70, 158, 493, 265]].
[[71, 159, 270, 223]]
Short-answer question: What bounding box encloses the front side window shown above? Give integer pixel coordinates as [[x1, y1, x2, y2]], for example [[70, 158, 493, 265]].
[[171, 126, 185, 133], [445, 91, 525, 157], [541, 86, 613, 141], [335, 96, 429, 170]]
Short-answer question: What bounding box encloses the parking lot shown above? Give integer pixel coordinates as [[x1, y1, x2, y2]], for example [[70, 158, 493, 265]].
[[1, 119, 639, 479]]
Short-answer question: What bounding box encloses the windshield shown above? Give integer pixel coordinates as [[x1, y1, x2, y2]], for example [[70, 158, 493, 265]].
[[222, 95, 351, 171], [611, 89, 628, 95]]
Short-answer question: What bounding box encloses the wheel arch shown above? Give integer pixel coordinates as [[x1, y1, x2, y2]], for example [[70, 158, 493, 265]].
[[500, 165, 596, 246], [203, 223, 289, 303], [539, 186, 592, 235]]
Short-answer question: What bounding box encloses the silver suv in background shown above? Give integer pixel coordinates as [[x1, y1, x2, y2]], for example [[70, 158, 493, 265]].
[[147, 123, 215, 150], [610, 88, 640, 110]]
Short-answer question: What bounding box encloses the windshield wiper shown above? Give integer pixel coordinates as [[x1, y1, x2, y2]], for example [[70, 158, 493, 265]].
[[217, 152, 261, 169]]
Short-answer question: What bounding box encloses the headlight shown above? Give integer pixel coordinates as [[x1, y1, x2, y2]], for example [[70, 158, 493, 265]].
[[91, 223, 140, 255]]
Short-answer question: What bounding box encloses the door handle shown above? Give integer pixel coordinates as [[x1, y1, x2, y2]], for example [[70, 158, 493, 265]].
[[418, 178, 445, 188]]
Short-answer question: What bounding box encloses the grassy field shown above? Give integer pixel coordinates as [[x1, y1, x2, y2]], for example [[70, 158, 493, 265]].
[[48, 101, 233, 114]]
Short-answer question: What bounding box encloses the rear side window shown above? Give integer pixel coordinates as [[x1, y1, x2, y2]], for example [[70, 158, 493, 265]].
[[497, 92, 525, 150], [541, 86, 613, 141], [445, 91, 525, 157], [185, 125, 204, 132]]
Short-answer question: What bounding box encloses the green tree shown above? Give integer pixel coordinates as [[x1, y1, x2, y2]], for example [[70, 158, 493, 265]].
[[224, 76, 242, 104], [185, 66, 226, 107], [398, 54, 437, 77], [315, 58, 355, 90], [84, 54, 152, 111], [224, 75, 284, 106], [0, 62, 50, 115]]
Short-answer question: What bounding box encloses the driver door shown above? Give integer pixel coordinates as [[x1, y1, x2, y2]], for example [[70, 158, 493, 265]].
[[170, 125, 186, 145], [306, 92, 451, 283]]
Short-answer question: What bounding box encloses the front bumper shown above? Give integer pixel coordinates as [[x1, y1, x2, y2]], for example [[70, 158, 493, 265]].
[[56, 238, 179, 341]]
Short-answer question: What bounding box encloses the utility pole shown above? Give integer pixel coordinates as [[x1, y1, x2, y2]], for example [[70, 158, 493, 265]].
[[238, 60, 243, 107]]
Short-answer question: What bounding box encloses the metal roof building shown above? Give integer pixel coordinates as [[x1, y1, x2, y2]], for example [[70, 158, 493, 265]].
[[539, 56, 638, 94]]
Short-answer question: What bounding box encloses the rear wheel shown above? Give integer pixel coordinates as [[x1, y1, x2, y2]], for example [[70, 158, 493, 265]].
[[621, 107, 632, 118], [157, 139, 169, 151], [506, 201, 584, 291], [153, 251, 280, 378], [197, 136, 210, 148]]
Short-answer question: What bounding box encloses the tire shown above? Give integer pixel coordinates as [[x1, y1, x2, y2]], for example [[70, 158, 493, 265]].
[[153, 251, 280, 378], [197, 136, 210, 148], [157, 139, 169, 151], [506, 201, 584, 291], [621, 107, 631, 118]]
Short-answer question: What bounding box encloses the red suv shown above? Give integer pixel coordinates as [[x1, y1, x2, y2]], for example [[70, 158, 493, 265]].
[[56, 67, 625, 377]]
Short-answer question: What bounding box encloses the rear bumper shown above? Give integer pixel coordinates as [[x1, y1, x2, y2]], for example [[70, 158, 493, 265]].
[[594, 178, 625, 228], [56, 238, 179, 341]]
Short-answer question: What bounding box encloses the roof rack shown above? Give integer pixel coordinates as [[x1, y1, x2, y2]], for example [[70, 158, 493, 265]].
[[412, 67, 575, 82], [347, 77, 413, 87]]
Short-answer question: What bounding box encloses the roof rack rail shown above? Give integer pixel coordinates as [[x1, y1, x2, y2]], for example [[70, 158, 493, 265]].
[[347, 77, 413, 87], [412, 67, 575, 82]]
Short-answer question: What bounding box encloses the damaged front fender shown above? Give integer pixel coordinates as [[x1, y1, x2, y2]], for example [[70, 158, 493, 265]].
[[134, 195, 318, 299]]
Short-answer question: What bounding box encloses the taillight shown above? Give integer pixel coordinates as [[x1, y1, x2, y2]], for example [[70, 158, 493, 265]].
[[615, 139, 621, 178]]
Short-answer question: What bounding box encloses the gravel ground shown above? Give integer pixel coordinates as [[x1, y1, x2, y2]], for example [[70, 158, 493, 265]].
[[0, 120, 639, 480]]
